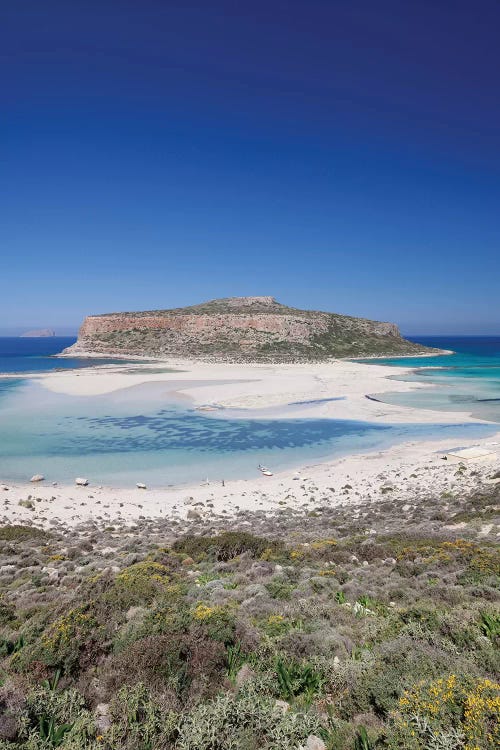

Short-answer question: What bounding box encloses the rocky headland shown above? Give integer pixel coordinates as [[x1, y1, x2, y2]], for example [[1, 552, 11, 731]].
[[63, 296, 436, 361]]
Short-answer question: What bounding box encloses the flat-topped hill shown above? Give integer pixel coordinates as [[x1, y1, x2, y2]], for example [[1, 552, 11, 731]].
[[64, 296, 436, 361]]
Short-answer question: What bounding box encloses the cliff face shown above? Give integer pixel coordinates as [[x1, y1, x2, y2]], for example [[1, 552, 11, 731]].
[[65, 296, 434, 361]]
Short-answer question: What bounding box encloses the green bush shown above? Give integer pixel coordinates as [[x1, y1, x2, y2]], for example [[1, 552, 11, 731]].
[[0, 525, 48, 541], [107, 683, 178, 750], [30, 605, 103, 674], [176, 688, 323, 750], [265, 579, 295, 601], [100, 561, 172, 608], [275, 658, 322, 704], [191, 604, 236, 645], [0, 597, 16, 626], [173, 532, 282, 562], [20, 686, 96, 749], [479, 610, 500, 642], [354, 726, 374, 750]]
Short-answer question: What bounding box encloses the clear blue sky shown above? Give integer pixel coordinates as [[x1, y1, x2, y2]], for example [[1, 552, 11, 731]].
[[2, 1, 499, 335]]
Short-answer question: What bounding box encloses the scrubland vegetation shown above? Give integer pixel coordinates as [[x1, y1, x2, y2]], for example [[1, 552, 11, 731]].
[[0, 477, 498, 749]]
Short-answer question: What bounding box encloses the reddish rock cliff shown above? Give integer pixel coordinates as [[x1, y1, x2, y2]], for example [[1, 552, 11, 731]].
[[65, 296, 432, 361]]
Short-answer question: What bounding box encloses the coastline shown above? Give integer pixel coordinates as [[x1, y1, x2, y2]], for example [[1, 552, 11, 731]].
[[1, 355, 499, 527], [352, 348, 455, 360], [21, 354, 482, 424], [2, 429, 499, 528]]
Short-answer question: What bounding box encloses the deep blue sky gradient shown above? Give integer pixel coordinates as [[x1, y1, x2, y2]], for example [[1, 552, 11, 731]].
[[2, 1, 500, 334]]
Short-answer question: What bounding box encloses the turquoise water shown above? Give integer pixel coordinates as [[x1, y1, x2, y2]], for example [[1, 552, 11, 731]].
[[0, 336, 498, 487], [366, 336, 500, 422], [0, 377, 495, 487]]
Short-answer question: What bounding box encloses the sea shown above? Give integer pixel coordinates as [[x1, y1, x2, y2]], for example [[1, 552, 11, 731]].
[[366, 336, 500, 423], [0, 335, 498, 487], [0, 337, 122, 374]]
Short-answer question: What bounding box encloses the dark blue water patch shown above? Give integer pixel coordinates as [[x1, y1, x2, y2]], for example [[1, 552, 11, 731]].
[[408, 336, 500, 356], [0, 337, 136, 374], [359, 336, 500, 370], [36, 409, 495, 459], [44, 410, 391, 455]]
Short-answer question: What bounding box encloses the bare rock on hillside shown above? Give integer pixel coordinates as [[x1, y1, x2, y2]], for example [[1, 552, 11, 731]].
[[63, 296, 438, 362]]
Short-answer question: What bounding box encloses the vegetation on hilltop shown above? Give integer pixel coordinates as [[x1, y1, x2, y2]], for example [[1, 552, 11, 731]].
[[69, 296, 436, 361], [88, 327, 430, 361]]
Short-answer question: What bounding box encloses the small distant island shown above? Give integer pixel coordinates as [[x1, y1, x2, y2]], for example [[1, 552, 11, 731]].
[[64, 295, 438, 361], [20, 329, 56, 338]]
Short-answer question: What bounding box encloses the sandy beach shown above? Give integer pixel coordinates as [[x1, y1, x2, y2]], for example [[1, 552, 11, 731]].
[[1, 357, 499, 528], [10, 355, 475, 422]]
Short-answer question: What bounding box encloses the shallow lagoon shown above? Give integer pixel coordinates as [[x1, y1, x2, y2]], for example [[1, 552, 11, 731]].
[[0, 379, 495, 487], [367, 336, 500, 422]]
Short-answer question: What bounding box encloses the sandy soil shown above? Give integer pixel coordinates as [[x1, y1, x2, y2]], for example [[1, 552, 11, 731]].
[[14, 357, 483, 423]]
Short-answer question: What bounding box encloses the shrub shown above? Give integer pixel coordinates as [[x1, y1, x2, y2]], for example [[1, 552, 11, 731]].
[[105, 631, 227, 705], [108, 683, 178, 749], [393, 674, 500, 750], [265, 579, 295, 600], [173, 532, 283, 562], [262, 615, 294, 638], [0, 597, 16, 626], [0, 525, 48, 541], [354, 726, 374, 750], [479, 610, 500, 642], [21, 685, 96, 748], [399, 604, 441, 632], [106, 634, 189, 698], [36, 605, 103, 674], [106, 561, 171, 607], [176, 688, 323, 750], [112, 585, 190, 653], [191, 604, 236, 644], [275, 658, 323, 704]]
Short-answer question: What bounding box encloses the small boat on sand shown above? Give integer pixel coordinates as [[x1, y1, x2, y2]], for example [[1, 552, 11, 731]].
[[258, 464, 273, 476]]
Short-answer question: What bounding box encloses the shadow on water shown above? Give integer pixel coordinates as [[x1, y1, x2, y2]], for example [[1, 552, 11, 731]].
[[0, 379, 497, 485]]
